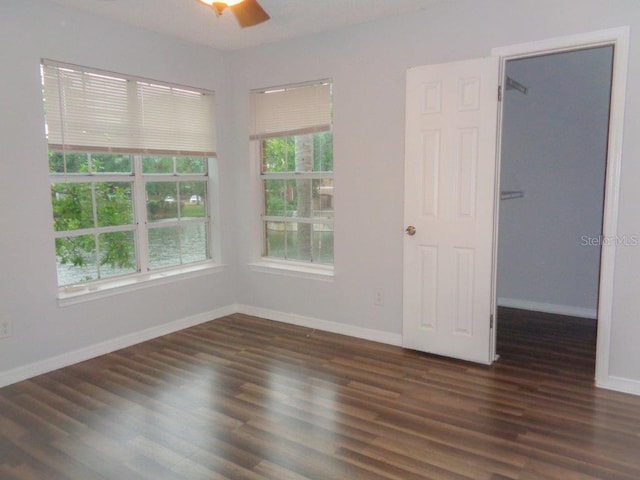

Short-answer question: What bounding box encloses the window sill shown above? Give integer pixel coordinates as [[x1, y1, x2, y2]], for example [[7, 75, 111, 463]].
[[248, 259, 334, 282], [57, 262, 225, 307]]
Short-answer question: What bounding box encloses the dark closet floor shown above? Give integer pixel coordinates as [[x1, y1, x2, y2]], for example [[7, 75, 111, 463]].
[[496, 306, 597, 381]]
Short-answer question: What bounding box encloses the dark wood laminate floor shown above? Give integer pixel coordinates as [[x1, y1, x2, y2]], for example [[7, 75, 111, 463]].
[[2, 310, 640, 480]]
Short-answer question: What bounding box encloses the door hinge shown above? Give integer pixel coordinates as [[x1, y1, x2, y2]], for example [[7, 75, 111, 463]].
[[490, 314, 494, 329], [498, 85, 502, 102]]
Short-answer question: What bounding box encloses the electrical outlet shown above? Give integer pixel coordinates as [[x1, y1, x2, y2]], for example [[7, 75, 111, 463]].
[[0, 315, 11, 339], [374, 288, 384, 306]]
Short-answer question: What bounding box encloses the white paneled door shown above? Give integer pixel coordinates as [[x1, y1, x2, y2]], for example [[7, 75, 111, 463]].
[[403, 57, 500, 364]]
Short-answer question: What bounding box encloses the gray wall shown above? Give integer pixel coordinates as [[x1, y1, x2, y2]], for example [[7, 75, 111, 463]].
[[0, 0, 238, 377], [2, 0, 640, 391], [497, 47, 613, 318], [229, 0, 640, 386]]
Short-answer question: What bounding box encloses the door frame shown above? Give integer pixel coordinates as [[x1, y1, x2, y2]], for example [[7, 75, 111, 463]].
[[490, 27, 630, 388]]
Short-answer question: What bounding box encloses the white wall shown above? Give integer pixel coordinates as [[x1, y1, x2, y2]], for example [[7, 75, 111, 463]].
[[2, 0, 640, 392], [497, 47, 612, 318], [230, 0, 640, 387], [0, 0, 238, 381]]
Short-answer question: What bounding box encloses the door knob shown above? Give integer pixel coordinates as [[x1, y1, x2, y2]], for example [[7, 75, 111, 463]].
[[405, 225, 416, 236]]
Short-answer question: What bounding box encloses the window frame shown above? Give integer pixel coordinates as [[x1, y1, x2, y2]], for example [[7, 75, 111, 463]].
[[51, 170, 138, 284], [50, 153, 218, 299], [259, 153, 334, 263], [138, 156, 212, 271]]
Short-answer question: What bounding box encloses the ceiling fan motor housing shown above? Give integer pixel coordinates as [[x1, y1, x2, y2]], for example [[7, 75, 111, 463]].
[[212, 2, 228, 16]]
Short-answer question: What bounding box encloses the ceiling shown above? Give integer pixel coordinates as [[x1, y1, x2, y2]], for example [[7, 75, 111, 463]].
[[46, 0, 444, 50]]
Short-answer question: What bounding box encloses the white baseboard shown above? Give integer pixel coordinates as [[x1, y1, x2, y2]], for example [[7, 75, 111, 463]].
[[5, 303, 639, 398], [0, 305, 236, 389], [0, 304, 401, 389], [236, 304, 403, 347], [596, 375, 640, 397], [497, 297, 597, 319]]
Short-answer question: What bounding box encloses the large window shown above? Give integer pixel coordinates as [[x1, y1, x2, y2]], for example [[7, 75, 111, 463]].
[[250, 81, 333, 265], [42, 61, 216, 289]]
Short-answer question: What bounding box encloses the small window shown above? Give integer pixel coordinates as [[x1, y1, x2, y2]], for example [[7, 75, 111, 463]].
[[250, 81, 333, 265]]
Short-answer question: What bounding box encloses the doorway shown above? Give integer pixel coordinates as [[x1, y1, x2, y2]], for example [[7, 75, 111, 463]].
[[490, 28, 630, 387], [495, 46, 614, 374], [402, 28, 629, 388]]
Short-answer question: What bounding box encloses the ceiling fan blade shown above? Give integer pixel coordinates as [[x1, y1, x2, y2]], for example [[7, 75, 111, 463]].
[[230, 0, 270, 28]]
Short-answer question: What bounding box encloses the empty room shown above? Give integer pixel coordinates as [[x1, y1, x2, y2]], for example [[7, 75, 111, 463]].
[[2, 1, 640, 479]]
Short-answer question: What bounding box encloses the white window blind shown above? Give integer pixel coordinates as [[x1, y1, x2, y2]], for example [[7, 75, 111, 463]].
[[250, 81, 331, 140], [42, 60, 216, 156]]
